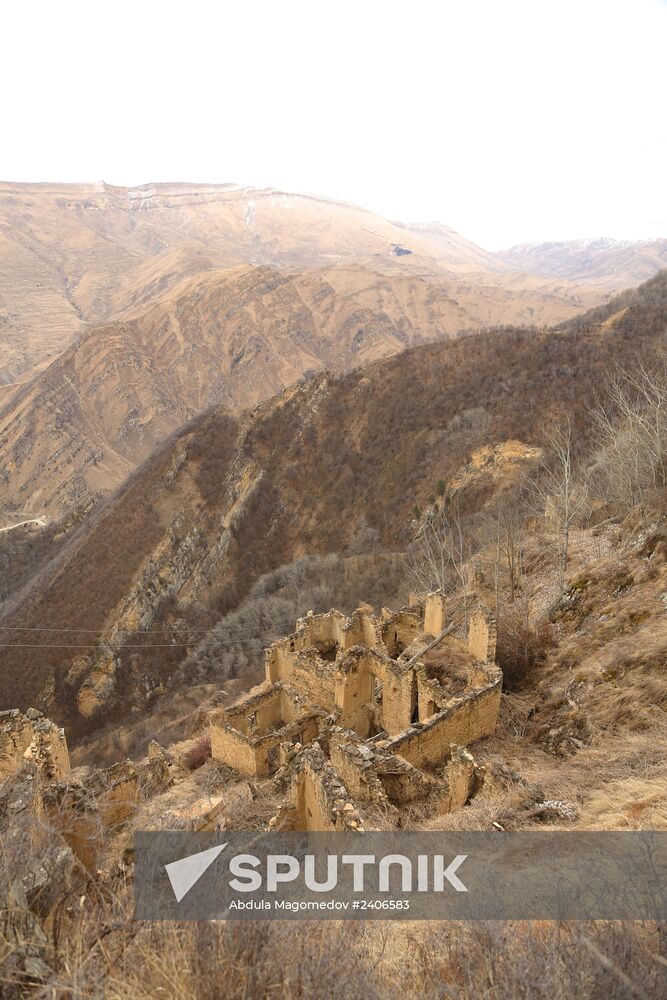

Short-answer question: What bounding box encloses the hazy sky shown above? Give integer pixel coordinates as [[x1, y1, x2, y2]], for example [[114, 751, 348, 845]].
[[3, 0, 665, 249]]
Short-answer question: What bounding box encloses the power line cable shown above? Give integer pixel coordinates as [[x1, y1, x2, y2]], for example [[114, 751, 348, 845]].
[[0, 622, 290, 636], [0, 621, 295, 636], [0, 633, 290, 649]]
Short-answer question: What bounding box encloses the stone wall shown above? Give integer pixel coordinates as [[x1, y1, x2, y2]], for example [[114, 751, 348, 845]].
[[335, 647, 416, 737], [210, 708, 321, 779], [288, 652, 338, 712], [210, 722, 258, 777], [381, 610, 422, 657], [0, 709, 70, 782], [384, 678, 502, 770], [280, 744, 364, 832], [424, 592, 446, 636], [416, 671, 452, 721], [329, 739, 391, 807], [467, 605, 497, 663], [328, 728, 433, 807], [223, 683, 285, 735], [45, 761, 141, 870]]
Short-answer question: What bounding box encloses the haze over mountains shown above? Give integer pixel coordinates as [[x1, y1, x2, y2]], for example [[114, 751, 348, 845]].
[[0, 182, 665, 520], [497, 237, 667, 289]]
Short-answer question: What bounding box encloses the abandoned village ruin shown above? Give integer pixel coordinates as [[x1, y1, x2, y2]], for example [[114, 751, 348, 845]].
[[210, 592, 501, 831], [0, 591, 501, 869]]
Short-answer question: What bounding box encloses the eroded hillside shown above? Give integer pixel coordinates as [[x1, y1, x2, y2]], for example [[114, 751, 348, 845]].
[[2, 261, 593, 518], [0, 181, 603, 384], [1, 273, 665, 738]]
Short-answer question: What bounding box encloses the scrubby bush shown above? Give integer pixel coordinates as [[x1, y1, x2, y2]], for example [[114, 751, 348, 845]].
[[183, 733, 212, 770], [497, 600, 556, 690]]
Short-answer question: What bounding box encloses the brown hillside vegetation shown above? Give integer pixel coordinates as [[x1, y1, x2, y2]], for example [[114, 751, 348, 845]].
[[1, 283, 666, 999], [1, 502, 665, 994], [0, 273, 665, 738], [1, 260, 597, 519]]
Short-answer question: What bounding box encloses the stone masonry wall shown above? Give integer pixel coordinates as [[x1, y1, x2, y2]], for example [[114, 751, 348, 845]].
[[211, 711, 322, 778], [0, 709, 70, 782], [384, 680, 502, 770], [467, 606, 497, 663], [424, 592, 446, 636], [210, 723, 258, 777]]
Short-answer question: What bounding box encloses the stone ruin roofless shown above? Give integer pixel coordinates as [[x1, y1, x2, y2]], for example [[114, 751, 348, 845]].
[[210, 592, 502, 830], [0, 707, 70, 783]]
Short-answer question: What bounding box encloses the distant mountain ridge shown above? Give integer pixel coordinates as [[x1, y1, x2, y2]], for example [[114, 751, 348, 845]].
[[1, 182, 664, 520], [1, 257, 601, 518], [496, 237, 667, 289], [0, 181, 615, 383]]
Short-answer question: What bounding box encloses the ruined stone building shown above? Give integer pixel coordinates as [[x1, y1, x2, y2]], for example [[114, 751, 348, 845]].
[[0, 594, 502, 867], [210, 592, 502, 831], [0, 708, 70, 783]]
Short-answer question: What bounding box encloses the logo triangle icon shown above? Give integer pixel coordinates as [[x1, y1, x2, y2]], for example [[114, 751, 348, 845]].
[[165, 843, 227, 902]]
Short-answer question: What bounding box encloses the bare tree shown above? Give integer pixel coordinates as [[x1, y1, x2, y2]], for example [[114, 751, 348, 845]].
[[407, 500, 472, 624], [525, 412, 588, 595], [592, 356, 667, 507], [494, 496, 525, 604]]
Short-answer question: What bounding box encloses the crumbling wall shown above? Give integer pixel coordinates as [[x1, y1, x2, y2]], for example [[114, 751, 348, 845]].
[[335, 648, 416, 737], [272, 744, 365, 832], [384, 677, 502, 770], [0, 711, 34, 779], [90, 761, 141, 829], [251, 715, 321, 777], [329, 728, 433, 806], [210, 709, 321, 779], [223, 683, 285, 735], [289, 652, 338, 711], [440, 746, 481, 811], [424, 592, 446, 636], [46, 761, 141, 870], [210, 722, 258, 777], [0, 709, 70, 783], [343, 607, 383, 651], [329, 739, 390, 807], [417, 671, 451, 721], [382, 611, 422, 657], [467, 606, 497, 663], [265, 640, 292, 683]]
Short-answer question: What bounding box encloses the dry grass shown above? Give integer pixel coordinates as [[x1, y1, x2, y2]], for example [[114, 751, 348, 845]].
[[2, 877, 664, 1000]]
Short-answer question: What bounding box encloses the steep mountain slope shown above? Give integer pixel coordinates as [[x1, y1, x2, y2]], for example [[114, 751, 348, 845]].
[[0, 180, 585, 381], [0, 260, 599, 519], [1, 273, 665, 738], [496, 237, 667, 290]]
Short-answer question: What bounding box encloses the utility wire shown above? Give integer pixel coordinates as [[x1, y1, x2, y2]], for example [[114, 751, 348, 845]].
[[0, 634, 288, 649], [0, 621, 295, 637], [0, 643, 196, 649], [0, 622, 299, 649]]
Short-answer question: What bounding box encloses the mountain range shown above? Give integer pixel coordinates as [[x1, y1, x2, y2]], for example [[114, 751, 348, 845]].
[[3, 183, 664, 519]]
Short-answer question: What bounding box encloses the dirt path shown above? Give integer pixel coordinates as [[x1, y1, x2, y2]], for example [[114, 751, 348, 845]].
[[0, 515, 47, 534]]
